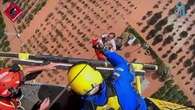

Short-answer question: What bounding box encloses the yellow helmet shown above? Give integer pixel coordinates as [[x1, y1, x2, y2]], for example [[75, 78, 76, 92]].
[[68, 63, 103, 95]]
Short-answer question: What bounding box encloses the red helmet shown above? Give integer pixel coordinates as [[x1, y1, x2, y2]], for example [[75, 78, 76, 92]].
[[0, 67, 23, 97], [0, 98, 17, 110]]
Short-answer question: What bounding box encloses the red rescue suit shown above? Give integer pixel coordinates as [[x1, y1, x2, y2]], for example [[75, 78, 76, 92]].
[[0, 66, 23, 110]]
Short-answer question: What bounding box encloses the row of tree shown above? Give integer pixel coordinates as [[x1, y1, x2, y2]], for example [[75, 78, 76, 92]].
[[0, 12, 11, 67], [2, 0, 17, 4], [151, 79, 192, 106], [0, 13, 6, 37], [125, 26, 169, 81], [16, 0, 47, 33]]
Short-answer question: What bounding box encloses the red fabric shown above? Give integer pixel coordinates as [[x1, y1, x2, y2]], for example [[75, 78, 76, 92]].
[[0, 98, 16, 110], [4, 3, 22, 22], [0, 68, 23, 97], [92, 38, 106, 61], [95, 50, 106, 61], [91, 38, 98, 45]]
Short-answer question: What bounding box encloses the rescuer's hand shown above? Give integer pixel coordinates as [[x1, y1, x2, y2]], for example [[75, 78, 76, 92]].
[[92, 40, 105, 52], [39, 98, 50, 110], [43, 62, 60, 70], [22, 62, 60, 74], [93, 43, 105, 50]]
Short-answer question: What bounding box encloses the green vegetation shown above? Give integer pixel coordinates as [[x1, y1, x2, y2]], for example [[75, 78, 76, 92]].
[[15, 0, 48, 33], [151, 79, 190, 106], [163, 24, 174, 34], [123, 26, 169, 81], [179, 31, 188, 38], [183, 59, 192, 67], [2, 0, 16, 4], [0, 12, 11, 67], [147, 12, 162, 25], [25, 14, 33, 24], [155, 17, 168, 31], [0, 13, 6, 37], [146, 29, 157, 40], [162, 35, 173, 46], [168, 53, 178, 63], [82, 35, 90, 42], [55, 29, 63, 37], [2, 0, 9, 4], [31, 0, 47, 15], [186, 0, 195, 10], [187, 42, 195, 79], [152, 34, 163, 46], [186, 62, 195, 79]]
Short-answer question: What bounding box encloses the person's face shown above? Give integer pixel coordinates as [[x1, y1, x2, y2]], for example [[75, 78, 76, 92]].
[[87, 84, 100, 95]]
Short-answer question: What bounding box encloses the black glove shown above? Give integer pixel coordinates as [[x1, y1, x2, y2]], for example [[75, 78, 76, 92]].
[[8, 88, 22, 98], [9, 64, 21, 72]]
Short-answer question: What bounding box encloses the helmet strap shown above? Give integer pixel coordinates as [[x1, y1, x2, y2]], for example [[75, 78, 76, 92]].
[[67, 64, 88, 86], [47, 64, 88, 109], [85, 83, 101, 96]]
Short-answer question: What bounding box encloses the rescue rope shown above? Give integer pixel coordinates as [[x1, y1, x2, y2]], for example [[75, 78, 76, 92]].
[[48, 64, 88, 109]]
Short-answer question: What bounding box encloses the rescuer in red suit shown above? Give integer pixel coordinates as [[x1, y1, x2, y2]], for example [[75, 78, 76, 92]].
[[0, 63, 58, 110]]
